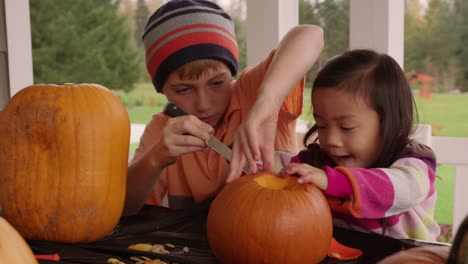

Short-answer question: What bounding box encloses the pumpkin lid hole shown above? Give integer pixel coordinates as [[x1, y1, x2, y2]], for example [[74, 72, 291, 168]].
[[253, 173, 296, 190]]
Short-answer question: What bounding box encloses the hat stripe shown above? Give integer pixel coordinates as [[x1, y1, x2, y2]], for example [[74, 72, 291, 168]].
[[154, 44, 237, 88], [146, 31, 239, 78], [143, 6, 231, 39], [145, 23, 237, 62], [146, 1, 227, 28], [143, 12, 234, 52]]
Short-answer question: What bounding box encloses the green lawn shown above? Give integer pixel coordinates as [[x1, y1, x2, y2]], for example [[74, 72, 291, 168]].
[[417, 97, 463, 224], [415, 93, 468, 137], [123, 84, 467, 225]]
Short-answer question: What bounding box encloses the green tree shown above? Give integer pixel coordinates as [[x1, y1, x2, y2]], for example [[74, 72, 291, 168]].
[[30, 0, 144, 92], [404, 0, 427, 72], [423, 0, 458, 92], [134, 0, 150, 47], [222, 0, 247, 74], [315, 0, 349, 60], [299, 0, 349, 82], [233, 16, 247, 73], [454, 0, 468, 91], [299, 0, 319, 26]]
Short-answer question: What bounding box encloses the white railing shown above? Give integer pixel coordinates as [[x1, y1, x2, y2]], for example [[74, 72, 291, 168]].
[[414, 124, 468, 238], [432, 136, 468, 238]]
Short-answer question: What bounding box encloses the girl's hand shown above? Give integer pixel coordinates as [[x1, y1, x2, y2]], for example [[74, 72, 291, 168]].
[[156, 115, 214, 167], [280, 163, 328, 190], [227, 99, 278, 182]]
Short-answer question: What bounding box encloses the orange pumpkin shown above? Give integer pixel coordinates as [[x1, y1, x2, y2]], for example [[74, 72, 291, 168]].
[[207, 172, 333, 264], [0, 83, 130, 243], [0, 217, 38, 263]]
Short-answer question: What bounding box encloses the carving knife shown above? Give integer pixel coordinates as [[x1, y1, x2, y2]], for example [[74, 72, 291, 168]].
[[163, 102, 253, 173]]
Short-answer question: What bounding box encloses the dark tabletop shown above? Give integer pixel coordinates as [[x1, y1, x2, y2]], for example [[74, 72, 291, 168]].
[[28, 203, 447, 264]]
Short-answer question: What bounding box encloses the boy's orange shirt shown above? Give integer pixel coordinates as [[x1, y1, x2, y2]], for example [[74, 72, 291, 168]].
[[131, 50, 304, 207]]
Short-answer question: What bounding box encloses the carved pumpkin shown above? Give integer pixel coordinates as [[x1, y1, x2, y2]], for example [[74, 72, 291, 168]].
[[207, 172, 333, 264], [0, 217, 38, 263], [0, 83, 130, 243]]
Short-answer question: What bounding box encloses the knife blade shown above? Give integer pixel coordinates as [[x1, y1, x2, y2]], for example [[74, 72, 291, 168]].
[[163, 102, 253, 173]]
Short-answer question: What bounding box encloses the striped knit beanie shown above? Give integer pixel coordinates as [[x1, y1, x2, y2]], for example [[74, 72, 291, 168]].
[[142, 0, 239, 93]]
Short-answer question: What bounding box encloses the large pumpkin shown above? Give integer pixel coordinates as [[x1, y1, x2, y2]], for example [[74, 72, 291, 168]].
[[0, 83, 130, 243], [207, 172, 333, 264]]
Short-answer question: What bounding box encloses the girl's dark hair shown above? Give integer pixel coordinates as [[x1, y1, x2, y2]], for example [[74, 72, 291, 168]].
[[303, 49, 417, 168]]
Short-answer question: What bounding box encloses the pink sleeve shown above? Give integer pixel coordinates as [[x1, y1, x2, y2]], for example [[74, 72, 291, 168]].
[[323, 166, 353, 198]]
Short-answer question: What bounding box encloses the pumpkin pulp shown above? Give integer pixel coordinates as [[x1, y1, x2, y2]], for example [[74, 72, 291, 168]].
[[253, 172, 304, 191]]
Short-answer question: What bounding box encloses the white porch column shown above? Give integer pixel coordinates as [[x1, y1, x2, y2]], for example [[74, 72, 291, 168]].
[[0, 0, 33, 110], [246, 0, 298, 66], [349, 0, 404, 69]]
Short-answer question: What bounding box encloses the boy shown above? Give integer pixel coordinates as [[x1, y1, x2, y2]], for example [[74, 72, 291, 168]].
[[124, 0, 324, 213]]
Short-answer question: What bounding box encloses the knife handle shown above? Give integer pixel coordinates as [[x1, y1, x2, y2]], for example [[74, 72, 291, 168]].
[[163, 102, 187, 117]]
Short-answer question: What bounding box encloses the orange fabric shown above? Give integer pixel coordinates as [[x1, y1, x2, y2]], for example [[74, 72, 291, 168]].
[[132, 50, 304, 206]]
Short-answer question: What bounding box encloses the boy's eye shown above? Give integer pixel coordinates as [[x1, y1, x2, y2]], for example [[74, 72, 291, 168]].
[[341, 127, 355, 131], [175, 87, 192, 94], [210, 79, 224, 87], [316, 124, 326, 129]]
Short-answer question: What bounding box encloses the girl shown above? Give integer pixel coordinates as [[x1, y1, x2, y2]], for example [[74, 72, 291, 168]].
[[280, 49, 441, 241]]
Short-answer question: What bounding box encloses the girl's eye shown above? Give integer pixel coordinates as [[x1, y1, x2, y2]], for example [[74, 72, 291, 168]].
[[341, 127, 355, 131]]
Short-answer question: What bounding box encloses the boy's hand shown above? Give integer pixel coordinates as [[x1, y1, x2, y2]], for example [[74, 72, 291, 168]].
[[156, 115, 213, 167], [280, 163, 328, 190]]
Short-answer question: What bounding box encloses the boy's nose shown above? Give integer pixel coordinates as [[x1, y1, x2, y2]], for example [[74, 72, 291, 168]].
[[195, 91, 211, 113]]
